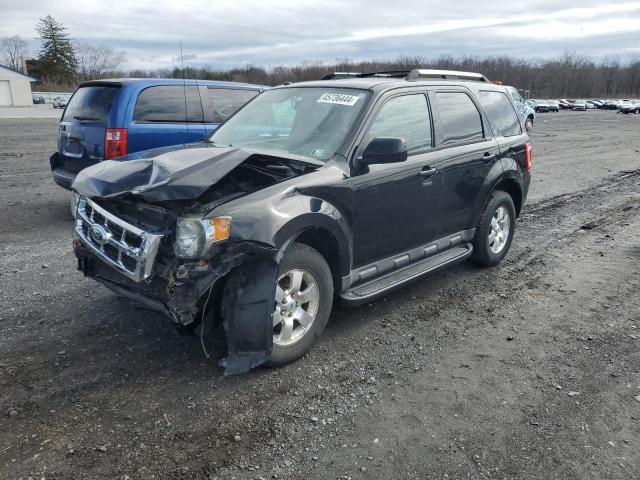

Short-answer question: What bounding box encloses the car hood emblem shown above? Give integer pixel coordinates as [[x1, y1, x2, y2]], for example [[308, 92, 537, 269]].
[[89, 225, 111, 245]]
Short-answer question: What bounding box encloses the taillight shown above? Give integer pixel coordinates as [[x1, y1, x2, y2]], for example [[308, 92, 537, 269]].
[[524, 142, 532, 172], [104, 128, 127, 160]]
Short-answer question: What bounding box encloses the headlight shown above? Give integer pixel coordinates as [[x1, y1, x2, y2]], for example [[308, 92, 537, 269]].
[[174, 216, 231, 258]]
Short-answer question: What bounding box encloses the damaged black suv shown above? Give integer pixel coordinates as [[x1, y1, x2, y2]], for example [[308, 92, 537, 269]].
[[72, 69, 532, 374]]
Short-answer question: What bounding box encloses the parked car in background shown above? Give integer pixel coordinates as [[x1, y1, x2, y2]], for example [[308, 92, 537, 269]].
[[603, 100, 619, 110], [619, 101, 640, 114], [32, 94, 45, 104], [50, 78, 266, 190], [616, 100, 633, 111], [529, 100, 549, 113], [70, 69, 532, 372], [585, 101, 596, 109], [588, 100, 604, 108], [546, 100, 560, 112], [53, 96, 68, 109], [572, 100, 587, 111], [558, 99, 574, 110], [505, 85, 535, 131]]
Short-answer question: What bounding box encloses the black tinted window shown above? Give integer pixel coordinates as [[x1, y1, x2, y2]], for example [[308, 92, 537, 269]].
[[207, 88, 259, 123], [133, 85, 203, 123], [368, 94, 431, 153], [62, 86, 119, 124], [435, 92, 484, 145], [478, 91, 522, 137]]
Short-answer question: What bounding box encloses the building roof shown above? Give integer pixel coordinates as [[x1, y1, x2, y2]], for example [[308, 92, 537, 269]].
[[0, 64, 37, 81]]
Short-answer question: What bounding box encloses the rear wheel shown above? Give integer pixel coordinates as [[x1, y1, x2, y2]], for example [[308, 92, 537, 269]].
[[472, 190, 516, 267], [524, 117, 533, 132], [266, 244, 333, 366]]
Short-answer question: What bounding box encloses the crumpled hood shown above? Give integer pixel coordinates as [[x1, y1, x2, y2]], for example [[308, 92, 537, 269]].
[[71, 143, 318, 203]]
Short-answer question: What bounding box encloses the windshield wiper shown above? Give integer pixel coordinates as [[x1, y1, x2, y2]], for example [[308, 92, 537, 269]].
[[73, 115, 99, 121]]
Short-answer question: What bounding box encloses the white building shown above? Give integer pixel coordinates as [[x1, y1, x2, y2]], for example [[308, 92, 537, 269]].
[[0, 65, 37, 106]]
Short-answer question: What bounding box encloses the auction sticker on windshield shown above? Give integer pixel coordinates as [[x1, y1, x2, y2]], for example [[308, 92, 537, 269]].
[[317, 93, 361, 106]]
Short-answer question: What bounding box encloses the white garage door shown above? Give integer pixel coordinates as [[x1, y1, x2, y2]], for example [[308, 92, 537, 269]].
[[0, 80, 13, 106]]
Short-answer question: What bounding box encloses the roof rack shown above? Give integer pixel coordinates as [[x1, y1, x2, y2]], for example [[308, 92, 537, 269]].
[[320, 72, 362, 80], [320, 69, 490, 83], [406, 69, 489, 82], [321, 70, 411, 80]]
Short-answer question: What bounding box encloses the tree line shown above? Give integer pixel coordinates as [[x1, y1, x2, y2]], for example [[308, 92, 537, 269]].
[[2, 15, 638, 98], [156, 54, 640, 98]]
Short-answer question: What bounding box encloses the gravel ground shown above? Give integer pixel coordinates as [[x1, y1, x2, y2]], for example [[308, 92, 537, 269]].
[[1, 110, 639, 480]]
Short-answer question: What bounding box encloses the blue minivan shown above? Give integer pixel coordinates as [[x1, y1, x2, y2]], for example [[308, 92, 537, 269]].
[[50, 78, 265, 189]]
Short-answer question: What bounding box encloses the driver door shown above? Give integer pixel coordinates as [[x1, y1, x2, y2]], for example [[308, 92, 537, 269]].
[[350, 92, 443, 268]]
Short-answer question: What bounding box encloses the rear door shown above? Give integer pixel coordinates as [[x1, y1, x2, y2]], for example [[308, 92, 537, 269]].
[[127, 85, 206, 153], [430, 89, 501, 236], [476, 89, 528, 174], [58, 84, 120, 172]]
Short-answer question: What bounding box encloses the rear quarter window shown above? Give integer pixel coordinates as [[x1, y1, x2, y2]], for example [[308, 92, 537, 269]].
[[435, 92, 484, 145], [62, 86, 120, 124], [133, 85, 204, 123], [477, 90, 522, 137], [206, 88, 259, 123]]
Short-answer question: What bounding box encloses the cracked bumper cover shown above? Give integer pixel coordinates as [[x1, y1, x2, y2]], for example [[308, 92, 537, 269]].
[[73, 235, 279, 375]]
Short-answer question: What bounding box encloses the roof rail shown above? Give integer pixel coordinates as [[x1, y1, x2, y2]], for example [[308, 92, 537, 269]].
[[320, 72, 362, 80], [406, 69, 489, 82], [321, 70, 411, 80]]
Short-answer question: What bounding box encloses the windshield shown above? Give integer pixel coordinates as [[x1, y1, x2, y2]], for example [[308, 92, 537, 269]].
[[209, 87, 370, 161]]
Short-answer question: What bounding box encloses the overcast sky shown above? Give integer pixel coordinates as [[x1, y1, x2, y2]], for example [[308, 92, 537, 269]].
[[1, 0, 639, 70]]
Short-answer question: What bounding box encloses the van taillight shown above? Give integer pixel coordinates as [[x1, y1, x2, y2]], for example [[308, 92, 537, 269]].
[[524, 142, 532, 172], [104, 128, 127, 160]]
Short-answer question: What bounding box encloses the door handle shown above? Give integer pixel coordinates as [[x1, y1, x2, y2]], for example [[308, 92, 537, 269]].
[[419, 166, 438, 178], [482, 152, 497, 163]]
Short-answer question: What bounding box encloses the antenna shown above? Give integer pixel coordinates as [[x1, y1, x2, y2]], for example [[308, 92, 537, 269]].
[[180, 41, 189, 135]]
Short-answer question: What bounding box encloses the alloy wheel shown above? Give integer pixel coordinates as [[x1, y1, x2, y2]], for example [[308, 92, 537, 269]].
[[272, 269, 320, 346], [488, 206, 511, 254]]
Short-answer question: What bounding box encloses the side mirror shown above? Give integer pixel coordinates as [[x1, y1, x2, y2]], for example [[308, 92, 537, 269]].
[[360, 137, 408, 165]]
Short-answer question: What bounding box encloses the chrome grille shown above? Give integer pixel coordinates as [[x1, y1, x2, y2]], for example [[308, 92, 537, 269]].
[[75, 196, 163, 282]]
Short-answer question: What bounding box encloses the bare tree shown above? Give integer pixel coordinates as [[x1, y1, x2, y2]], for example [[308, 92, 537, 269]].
[[1, 35, 29, 71], [74, 41, 126, 80]]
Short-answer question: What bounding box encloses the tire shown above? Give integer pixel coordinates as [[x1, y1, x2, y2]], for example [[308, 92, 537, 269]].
[[472, 190, 517, 267], [265, 243, 334, 366], [524, 117, 533, 132]]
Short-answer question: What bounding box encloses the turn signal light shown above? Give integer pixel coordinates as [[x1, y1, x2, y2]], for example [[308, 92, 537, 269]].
[[524, 142, 532, 172], [104, 128, 128, 160], [210, 216, 231, 241]]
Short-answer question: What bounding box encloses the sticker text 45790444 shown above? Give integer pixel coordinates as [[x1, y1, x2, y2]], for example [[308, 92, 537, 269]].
[[317, 93, 361, 106]]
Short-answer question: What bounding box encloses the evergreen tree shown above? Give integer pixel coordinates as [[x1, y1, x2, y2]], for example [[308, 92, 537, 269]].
[[35, 15, 77, 83]]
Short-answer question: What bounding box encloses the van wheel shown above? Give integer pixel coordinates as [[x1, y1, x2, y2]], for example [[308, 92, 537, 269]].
[[472, 190, 516, 267], [266, 244, 333, 366]]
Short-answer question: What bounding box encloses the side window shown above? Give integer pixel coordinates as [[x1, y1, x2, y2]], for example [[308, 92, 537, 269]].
[[133, 86, 203, 123], [367, 94, 431, 153], [207, 88, 259, 123], [477, 91, 522, 137], [435, 92, 484, 145]]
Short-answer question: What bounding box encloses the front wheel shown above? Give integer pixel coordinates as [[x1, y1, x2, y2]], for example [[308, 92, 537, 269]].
[[266, 244, 333, 366], [472, 190, 516, 267]]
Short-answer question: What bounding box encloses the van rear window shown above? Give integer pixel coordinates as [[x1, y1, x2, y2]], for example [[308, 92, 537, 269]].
[[62, 85, 119, 124]]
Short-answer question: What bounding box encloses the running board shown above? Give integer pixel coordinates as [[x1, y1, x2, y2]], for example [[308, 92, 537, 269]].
[[340, 243, 473, 304]]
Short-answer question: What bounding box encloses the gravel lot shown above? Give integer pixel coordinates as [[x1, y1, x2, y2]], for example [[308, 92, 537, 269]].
[[1, 110, 639, 480]]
